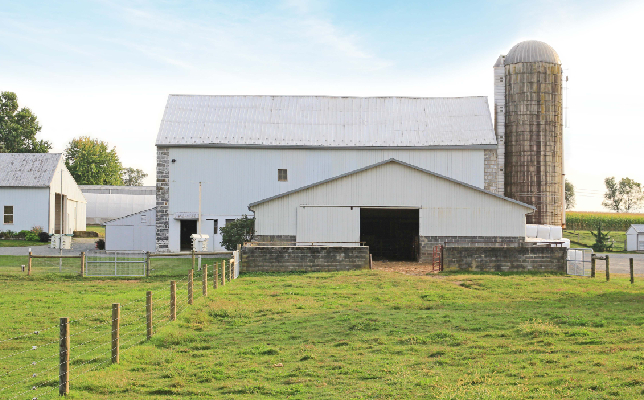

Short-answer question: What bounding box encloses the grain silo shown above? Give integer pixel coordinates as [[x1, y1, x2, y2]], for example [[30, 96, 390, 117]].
[[495, 40, 564, 226]]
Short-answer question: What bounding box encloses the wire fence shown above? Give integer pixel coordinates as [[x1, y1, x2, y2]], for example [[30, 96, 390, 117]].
[[0, 259, 239, 398]]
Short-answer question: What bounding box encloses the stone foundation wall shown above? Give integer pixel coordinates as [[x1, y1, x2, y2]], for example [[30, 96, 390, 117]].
[[155, 147, 170, 252], [443, 246, 566, 272], [241, 246, 370, 273], [419, 236, 524, 263], [252, 235, 297, 246]]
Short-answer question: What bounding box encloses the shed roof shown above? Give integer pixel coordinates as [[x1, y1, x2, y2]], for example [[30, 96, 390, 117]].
[[104, 207, 156, 225], [628, 224, 644, 233], [249, 158, 536, 210], [0, 153, 62, 187], [156, 95, 496, 148]]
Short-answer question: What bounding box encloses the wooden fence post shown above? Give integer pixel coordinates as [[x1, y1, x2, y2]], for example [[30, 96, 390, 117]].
[[170, 281, 176, 321], [202, 264, 208, 297], [229, 259, 233, 281], [112, 303, 120, 364], [146, 291, 153, 340], [80, 252, 85, 277], [214, 261, 218, 289], [59, 317, 70, 396], [591, 256, 596, 278], [192, 249, 195, 271], [606, 256, 610, 282], [28, 251, 32, 276], [188, 269, 194, 305], [630, 258, 634, 284], [369, 254, 373, 270], [222, 260, 226, 286]]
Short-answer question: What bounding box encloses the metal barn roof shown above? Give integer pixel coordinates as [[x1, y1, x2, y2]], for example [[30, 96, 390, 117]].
[[0, 153, 62, 187], [628, 224, 644, 233], [80, 185, 156, 195], [504, 40, 560, 65], [156, 95, 496, 148]]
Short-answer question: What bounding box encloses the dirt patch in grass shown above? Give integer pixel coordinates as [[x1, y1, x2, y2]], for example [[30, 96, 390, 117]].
[[372, 260, 439, 276]]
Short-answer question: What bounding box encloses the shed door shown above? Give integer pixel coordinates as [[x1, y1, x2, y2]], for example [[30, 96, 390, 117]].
[[639, 234, 644, 251], [296, 206, 360, 246]]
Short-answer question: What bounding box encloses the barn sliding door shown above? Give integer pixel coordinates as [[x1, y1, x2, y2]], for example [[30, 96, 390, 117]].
[[296, 206, 360, 246]]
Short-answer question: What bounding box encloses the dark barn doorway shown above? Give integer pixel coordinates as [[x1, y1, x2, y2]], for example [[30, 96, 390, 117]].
[[360, 208, 419, 261], [180, 220, 197, 251]]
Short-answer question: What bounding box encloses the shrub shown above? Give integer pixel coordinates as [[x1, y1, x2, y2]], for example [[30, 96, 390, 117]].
[[96, 239, 106, 250], [21, 230, 39, 241], [38, 232, 51, 243], [219, 215, 255, 251], [31, 226, 43, 234]]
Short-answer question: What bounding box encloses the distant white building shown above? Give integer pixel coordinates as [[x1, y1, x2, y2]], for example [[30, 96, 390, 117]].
[[80, 185, 155, 225], [105, 208, 156, 252], [0, 153, 86, 234], [626, 225, 644, 251]]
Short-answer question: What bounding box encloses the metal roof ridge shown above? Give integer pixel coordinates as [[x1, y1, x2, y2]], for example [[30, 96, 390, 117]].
[[104, 207, 157, 225]]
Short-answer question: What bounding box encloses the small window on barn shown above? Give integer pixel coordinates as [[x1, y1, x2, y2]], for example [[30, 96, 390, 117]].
[[226, 219, 235, 225], [4, 206, 13, 224], [141, 214, 147, 224], [213, 219, 219, 234], [278, 169, 288, 182]]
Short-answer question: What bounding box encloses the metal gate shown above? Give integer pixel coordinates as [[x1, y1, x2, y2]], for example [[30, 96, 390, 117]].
[[567, 248, 593, 276], [86, 251, 147, 277]]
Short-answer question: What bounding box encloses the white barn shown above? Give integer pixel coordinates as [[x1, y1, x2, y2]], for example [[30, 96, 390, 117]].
[[104, 208, 156, 252], [626, 225, 644, 251], [250, 159, 534, 261], [155, 95, 502, 253], [80, 185, 155, 225], [0, 153, 86, 234]]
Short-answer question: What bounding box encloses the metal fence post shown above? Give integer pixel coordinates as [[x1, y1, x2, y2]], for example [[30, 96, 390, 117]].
[[112, 303, 120, 364], [192, 249, 195, 271], [146, 291, 153, 340], [630, 258, 634, 284], [188, 269, 194, 305], [606, 256, 610, 282], [202, 264, 208, 297], [59, 317, 70, 396], [170, 281, 176, 321], [146, 252, 150, 277], [214, 261, 218, 289]]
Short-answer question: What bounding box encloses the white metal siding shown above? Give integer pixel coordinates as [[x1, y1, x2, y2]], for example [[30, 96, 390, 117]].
[[48, 160, 86, 234], [105, 208, 156, 252], [253, 162, 530, 237], [84, 193, 155, 225], [0, 188, 50, 232], [168, 147, 485, 218], [296, 206, 360, 245]]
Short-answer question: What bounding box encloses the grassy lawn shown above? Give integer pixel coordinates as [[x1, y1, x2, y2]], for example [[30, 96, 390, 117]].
[[563, 230, 628, 252], [86, 225, 105, 238], [2, 267, 644, 399], [0, 239, 47, 247]]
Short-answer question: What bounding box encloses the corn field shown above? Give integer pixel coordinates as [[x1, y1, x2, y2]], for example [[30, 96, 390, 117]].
[[566, 212, 644, 231]]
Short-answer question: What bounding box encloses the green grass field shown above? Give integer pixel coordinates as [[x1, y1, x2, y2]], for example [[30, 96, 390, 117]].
[[0, 239, 47, 247], [563, 230, 628, 252], [85, 225, 105, 238], [2, 267, 644, 399]]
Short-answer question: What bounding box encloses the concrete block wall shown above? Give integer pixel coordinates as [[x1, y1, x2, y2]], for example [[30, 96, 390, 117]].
[[443, 246, 566, 272], [241, 246, 370, 273], [418, 236, 524, 263]]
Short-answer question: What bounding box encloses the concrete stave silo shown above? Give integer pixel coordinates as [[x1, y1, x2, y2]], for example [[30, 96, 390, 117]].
[[497, 40, 564, 226]]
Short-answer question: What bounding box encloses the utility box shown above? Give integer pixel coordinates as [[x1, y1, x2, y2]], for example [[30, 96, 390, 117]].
[[190, 234, 209, 252], [50, 234, 72, 249]]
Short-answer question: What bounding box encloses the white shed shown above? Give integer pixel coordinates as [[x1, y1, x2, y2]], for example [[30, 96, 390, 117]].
[[105, 208, 156, 252], [249, 159, 535, 262], [0, 153, 86, 234], [626, 225, 644, 251]]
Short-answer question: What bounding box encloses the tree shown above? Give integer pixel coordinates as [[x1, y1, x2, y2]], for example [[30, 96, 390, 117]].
[[565, 179, 575, 210], [64, 137, 123, 185], [0, 92, 51, 153], [219, 215, 255, 251], [121, 167, 148, 186], [602, 177, 644, 213], [590, 223, 613, 252]]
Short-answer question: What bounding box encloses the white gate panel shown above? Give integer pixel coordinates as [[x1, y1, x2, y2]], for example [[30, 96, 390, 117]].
[[297, 206, 360, 246]]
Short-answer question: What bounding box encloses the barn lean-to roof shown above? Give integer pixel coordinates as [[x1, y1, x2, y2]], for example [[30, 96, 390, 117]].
[[156, 95, 496, 148], [248, 159, 536, 211], [0, 153, 63, 187]]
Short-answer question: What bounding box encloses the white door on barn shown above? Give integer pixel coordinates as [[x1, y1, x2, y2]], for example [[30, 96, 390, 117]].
[[296, 206, 360, 246]]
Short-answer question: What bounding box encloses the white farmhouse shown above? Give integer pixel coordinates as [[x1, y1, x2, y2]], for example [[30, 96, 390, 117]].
[[155, 95, 505, 254], [626, 225, 644, 251], [0, 153, 86, 234]]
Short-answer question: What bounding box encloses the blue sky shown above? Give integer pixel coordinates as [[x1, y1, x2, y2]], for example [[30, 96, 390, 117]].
[[2, 0, 642, 210]]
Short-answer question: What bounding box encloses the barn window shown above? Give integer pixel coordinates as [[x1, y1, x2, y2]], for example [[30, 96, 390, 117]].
[[278, 169, 288, 182], [141, 215, 147, 224], [213, 219, 218, 234], [226, 219, 235, 225], [3, 206, 13, 224]]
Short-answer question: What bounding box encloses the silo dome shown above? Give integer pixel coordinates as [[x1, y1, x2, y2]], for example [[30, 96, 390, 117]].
[[504, 40, 560, 64]]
